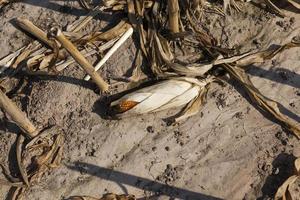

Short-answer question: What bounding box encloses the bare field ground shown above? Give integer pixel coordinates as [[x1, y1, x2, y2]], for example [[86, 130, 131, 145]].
[[0, 1, 300, 199]]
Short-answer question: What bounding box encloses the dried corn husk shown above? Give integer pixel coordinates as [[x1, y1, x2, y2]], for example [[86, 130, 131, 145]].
[[275, 158, 300, 200], [110, 77, 213, 120], [9, 127, 64, 200]]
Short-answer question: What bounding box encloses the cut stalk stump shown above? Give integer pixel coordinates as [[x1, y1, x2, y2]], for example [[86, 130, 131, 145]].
[[0, 90, 37, 138]]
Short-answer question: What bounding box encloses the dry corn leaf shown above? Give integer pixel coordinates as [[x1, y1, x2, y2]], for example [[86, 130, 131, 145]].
[[261, 0, 300, 17], [16, 135, 29, 186], [0, 11, 103, 76], [67, 6, 104, 32], [11, 187, 25, 200], [39, 53, 57, 70], [223, 0, 242, 13], [0, 179, 25, 187], [168, 61, 214, 77], [170, 40, 300, 76], [78, 0, 92, 10], [234, 40, 300, 67], [223, 64, 300, 138], [84, 20, 131, 43], [8, 127, 64, 199]]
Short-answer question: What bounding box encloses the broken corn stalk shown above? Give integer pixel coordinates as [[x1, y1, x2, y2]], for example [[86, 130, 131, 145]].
[[84, 27, 133, 81], [50, 27, 109, 92], [0, 90, 37, 137], [15, 18, 57, 49], [110, 77, 213, 119]]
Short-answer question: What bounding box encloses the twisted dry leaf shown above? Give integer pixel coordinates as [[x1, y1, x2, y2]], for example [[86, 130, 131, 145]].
[[11, 127, 64, 200]]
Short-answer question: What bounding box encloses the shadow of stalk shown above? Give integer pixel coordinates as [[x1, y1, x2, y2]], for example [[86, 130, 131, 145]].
[[257, 153, 297, 200], [66, 161, 223, 200]]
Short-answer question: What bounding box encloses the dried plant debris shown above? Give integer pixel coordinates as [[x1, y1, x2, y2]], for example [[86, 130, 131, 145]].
[[49, 27, 109, 92], [0, 0, 299, 199], [0, 0, 298, 139], [275, 157, 300, 200], [261, 0, 300, 17], [0, 91, 64, 199], [102, 0, 300, 137], [0, 90, 37, 137], [7, 127, 64, 200], [68, 193, 136, 200], [0, 11, 124, 78], [0, 0, 9, 9]]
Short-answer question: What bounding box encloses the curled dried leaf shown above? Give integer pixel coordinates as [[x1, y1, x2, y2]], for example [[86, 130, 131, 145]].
[[16, 135, 29, 186], [6, 127, 65, 199], [83, 20, 131, 43]]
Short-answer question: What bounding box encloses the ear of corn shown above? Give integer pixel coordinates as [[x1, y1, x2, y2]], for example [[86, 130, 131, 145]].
[[110, 77, 213, 119]]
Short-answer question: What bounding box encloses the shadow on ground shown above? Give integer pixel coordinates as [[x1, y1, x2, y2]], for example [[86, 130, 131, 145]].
[[257, 153, 297, 200], [66, 161, 223, 200]]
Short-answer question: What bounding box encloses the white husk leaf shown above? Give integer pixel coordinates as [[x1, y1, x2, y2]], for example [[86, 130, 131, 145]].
[[153, 85, 201, 112], [0, 47, 25, 74]]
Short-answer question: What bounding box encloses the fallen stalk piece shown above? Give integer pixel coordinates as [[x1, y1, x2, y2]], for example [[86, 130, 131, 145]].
[[0, 90, 37, 137], [84, 27, 133, 81], [56, 37, 119, 71], [167, 0, 180, 33], [15, 18, 56, 49], [50, 27, 109, 91]]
